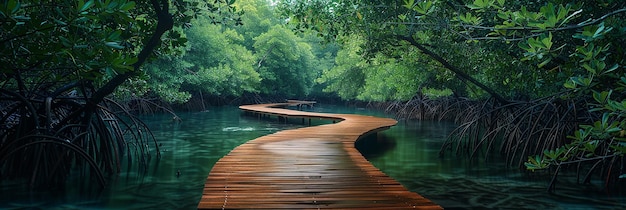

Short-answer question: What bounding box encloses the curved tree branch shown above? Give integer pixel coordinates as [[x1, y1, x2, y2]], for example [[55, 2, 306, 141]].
[[88, 0, 173, 108], [397, 35, 509, 104], [80, 0, 174, 130]]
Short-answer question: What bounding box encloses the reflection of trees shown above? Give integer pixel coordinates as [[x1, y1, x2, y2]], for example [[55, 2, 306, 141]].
[[355, 133, 397, 159]]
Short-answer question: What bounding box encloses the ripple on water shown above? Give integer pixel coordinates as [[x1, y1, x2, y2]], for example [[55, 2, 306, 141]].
[[221, 126, 256, 131]]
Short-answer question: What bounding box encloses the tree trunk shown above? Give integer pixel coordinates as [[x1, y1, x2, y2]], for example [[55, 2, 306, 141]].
[[82, 0, 174, 125]]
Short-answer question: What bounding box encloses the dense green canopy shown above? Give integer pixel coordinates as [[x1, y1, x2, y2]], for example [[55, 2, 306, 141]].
[[279, 0, 622, 102], [145, 19, 260, 103], [278, 0, 626, 191]]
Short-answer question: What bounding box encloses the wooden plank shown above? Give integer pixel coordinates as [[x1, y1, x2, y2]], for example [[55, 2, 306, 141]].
[[197, 102, 442, 209]]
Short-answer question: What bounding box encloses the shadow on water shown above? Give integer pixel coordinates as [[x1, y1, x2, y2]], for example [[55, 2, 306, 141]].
[[355, 133, 396, 159]]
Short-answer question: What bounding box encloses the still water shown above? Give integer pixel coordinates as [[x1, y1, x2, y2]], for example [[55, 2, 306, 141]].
[[0, 104, 624, 209]]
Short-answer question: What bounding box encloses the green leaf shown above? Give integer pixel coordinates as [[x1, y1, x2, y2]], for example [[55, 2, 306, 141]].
[[79, 0, 94, 12], [604, 64, 619, 75], [525, 155, 549, 171], [582, 63, 596, 74], [497, 0, 505, 7], [5, 0, 20, 15], [496, 11, 509, 20], [125, 57, 138, 66], [567, 128, 590, 141], [59, 36, 72, 47], [107, 30, 122, 41], [592, 90, 611, 104], [583, 140, 599, 153], [120, 1, 136, 11], [541, 32, 553, 50], [403, 0, 415, 9], [600, 112, 610, 129], [517, 41, 532, 52], [460, 12, 482, 25], [540, 3, 557, 28], [563, 79, 577, 89], [571, 76, 591, 87], [573, 22, 614, 42], [105, 42, 124, 49], [543, 147, 565, 160], [468, 0, 494, 10], [607, 100, 626, 112], [414, 1, 433, 15], [13, 0, 21, 14]]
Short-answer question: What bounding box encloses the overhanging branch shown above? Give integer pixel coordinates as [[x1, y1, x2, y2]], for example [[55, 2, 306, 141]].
[[89, 0, 174, 106], [397, 35, 509, 104]]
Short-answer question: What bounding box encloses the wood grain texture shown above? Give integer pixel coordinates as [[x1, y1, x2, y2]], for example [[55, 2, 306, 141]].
[[197, 102, 442, 209]]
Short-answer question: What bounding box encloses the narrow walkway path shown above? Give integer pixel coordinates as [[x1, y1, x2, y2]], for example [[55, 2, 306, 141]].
[[198, 102, 441, 209]]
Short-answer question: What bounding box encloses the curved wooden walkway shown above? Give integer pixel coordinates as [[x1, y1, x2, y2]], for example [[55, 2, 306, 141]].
[[198, 102, 441, 209]]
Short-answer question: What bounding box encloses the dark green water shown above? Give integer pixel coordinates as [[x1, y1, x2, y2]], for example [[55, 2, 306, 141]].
[[0, 104, 624, 209], [0, 106, 305, 209], [358, 120, 626, 210]]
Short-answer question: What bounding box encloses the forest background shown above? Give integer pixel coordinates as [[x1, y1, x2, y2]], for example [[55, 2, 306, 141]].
[[1, 0, 625, 196]]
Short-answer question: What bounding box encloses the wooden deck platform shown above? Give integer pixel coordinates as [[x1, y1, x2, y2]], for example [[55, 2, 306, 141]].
[[198, 102, 441, 209]]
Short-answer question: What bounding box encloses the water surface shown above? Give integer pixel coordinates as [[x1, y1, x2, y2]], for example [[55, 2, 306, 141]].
[[0, 106, 303, 209], [1, 104, 624, 209], [357, 119, 626, 209]]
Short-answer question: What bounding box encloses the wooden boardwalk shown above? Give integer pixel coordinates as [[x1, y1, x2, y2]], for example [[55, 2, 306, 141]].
[[198, 102, 441, 209]]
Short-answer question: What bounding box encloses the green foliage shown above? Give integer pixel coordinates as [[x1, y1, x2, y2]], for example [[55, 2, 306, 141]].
[[404, 0, 435, 16], [140, 0, 331, 102], [145, 19, 261, 103], [422, 88, 453, 98], [233, 0, 280, 48], [317, 35, 435, 101], [280, 0, 626, 192], [1, 0, 159, 188], [254, 25, 317, 97], [316, 35, 367, 99], [573, 23, 614, 43], [358, 53, 426, 101], [0, 0, 240, 188], [525, 154, 550, 171], [2, 0, 137, 83], [463, 0, 626, 189], [279, 0, 533, 102]]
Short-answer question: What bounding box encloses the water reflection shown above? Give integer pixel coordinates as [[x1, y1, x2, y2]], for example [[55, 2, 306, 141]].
[[0, 106, 303, 209], [355, 133, 397, 159], [356, 120, 626, 209], [1, 105, 624, 209]]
